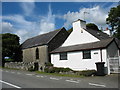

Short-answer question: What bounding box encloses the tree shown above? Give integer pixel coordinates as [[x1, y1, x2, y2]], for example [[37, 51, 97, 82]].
[[106, 5, 120, 39], [2, 33, 21, 67], [86, 23, 99, 31]]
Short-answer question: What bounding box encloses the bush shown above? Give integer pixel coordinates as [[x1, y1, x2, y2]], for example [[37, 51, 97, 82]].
[[44, 67, 72, 73], [44, 67, 55, 73], [45, 62, 53, 67], [5, 58, 14, 62], [44, 66, 96, 77], [76, 70, 97, 76], [28, 66, 35, 72]]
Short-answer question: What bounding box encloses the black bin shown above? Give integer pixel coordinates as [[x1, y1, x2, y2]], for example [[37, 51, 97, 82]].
[[95, 62, 105, 76]]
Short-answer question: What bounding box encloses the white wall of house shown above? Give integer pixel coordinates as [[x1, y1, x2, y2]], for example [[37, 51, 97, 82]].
[[103, 30, 111, 36], [51, 19, 119, 74], [51, 49, 108, 71], [62, 20, 100, 47]]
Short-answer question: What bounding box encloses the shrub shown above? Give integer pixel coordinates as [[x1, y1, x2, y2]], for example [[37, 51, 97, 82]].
[[76, 70, 97, 76], [28, 66, 35, 72], [44, 67, 72, 73], [44, 66, 54, 73], [44, 66, 96, 77], [45, 62, 53, 67]]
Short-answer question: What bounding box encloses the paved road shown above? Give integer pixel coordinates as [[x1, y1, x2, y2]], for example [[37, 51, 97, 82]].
[[0, 69, 119, 88]]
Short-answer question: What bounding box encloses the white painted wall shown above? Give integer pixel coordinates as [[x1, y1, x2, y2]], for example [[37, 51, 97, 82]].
[[62, 19, 99, 47], [103, 30, 111, 36], [51, 49, 108, 71]]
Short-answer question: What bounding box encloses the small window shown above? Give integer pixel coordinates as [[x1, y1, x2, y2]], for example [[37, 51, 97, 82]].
[[60, 52, 67, 60], [36, 48, 39, 59], [83, 50, 91, 59]]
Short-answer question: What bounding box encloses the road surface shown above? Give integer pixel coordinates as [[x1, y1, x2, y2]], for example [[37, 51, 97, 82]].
[[0, 69, 119, 88]]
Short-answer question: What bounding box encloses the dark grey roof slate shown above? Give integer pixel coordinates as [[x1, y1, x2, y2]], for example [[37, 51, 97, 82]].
[[50, 38, 114, 53], [85, 28, 111, 40], [21, 28, 64, 49], [68, 28, 111, 40], [115, 38, 120, 48]]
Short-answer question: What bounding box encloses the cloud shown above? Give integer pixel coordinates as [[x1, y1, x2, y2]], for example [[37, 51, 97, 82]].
[[14, 29, 29, 43], [3, 15, 32, 27], [63, 6, 108, 29], [20, 2, 35, 16], [1, 22, 14, 33], [39, 4, 55, 34], [2, 4, 56, 43], [2, 15, 40, 43], [2, 15, 38, 32], [1, 22, 29, 43]]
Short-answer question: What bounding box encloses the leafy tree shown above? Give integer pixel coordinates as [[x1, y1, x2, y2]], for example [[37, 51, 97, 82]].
[[86, 23, 99, 31], [2, 33, 21, 67], [115, 26, 120, 39], [106, 5, 120, 39]]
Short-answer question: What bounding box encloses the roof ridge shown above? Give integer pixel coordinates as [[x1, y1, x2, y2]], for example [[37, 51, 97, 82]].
[[28, 29, 60, 40], [47, 27, 66, 44], [50, 38, 114, 53], [61, 37, 114, 47], [22, 28, 63, 44]]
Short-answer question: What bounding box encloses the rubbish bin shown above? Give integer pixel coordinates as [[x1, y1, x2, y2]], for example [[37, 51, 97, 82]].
[[95, 62, 105, 76]]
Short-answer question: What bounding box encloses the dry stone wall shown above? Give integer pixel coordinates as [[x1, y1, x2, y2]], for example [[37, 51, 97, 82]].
[[5, 62, 35, 70]]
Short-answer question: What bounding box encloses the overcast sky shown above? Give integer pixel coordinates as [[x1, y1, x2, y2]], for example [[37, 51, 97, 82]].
[[1, 1, 119, 43]]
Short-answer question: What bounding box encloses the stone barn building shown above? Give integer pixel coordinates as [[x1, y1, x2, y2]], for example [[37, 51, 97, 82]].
[[21, 27, 69, 71]]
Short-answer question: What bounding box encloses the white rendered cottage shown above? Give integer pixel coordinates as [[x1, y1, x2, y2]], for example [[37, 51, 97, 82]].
[[50, 19, 119, 75]]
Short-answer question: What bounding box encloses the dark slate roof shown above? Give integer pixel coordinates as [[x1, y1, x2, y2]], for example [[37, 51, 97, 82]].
[[50, 38, 114, 53], [68, 28, 111, 40], [21, 27, 65, 49], [115, 38, 120, 49], [85, 28, 111, 40]]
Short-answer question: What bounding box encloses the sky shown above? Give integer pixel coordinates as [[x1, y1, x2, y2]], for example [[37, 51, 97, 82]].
[[1, 1, 119, 43]]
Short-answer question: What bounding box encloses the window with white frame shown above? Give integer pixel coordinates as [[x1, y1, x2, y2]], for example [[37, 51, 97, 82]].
[[83, 50, 91, 59], [60, 52, 67, 60]]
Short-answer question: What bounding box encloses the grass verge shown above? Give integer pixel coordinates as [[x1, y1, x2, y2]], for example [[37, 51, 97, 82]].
[[35, 71, 85, 78], [0, 67, 20, 70]]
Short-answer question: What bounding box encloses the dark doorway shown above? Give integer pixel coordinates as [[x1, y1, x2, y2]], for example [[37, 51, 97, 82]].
[[34, 62, 39, 71], [36, 48, 39, 59]]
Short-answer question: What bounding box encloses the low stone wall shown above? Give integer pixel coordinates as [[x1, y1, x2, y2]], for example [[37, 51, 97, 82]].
[[5, 62, 35, 70]]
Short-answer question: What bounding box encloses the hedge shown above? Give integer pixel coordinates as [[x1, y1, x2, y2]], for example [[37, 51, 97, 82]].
[[44, 67, 72, 73]]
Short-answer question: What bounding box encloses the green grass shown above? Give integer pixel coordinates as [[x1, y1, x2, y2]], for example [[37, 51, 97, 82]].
[[1, 67, 92, 78], [1, 67, 84, 78], [35, 71, 85, 78], [1, 67, 20, 70], [5, 59, 14, 61]]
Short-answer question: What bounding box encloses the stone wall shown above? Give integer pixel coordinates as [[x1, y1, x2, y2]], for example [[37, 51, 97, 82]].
[[22, 45, 48, 66], [5, 62, 35, 70]]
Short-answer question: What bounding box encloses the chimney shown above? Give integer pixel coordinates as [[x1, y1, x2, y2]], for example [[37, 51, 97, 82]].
[[72, 19, 86, 33], [103, 27, 111, 36]]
